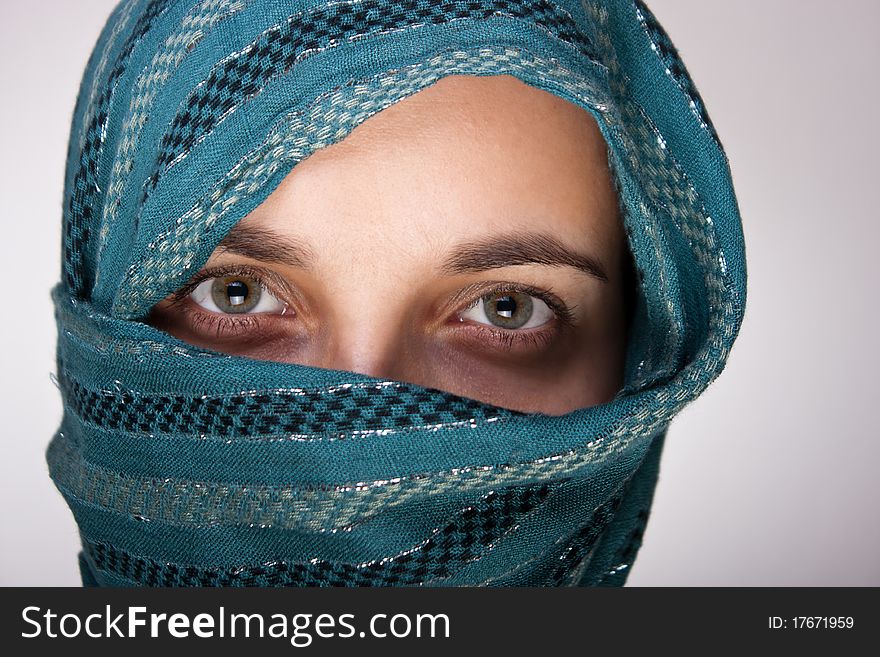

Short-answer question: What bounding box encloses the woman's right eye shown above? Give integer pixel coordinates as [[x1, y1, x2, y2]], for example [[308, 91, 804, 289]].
[[189, 275, 286, 314]]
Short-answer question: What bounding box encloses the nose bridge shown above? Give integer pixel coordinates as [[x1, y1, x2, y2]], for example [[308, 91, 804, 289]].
[[301, 190, 429, 380], [326, 331, 399, 380], [319, 275, 412, 381]]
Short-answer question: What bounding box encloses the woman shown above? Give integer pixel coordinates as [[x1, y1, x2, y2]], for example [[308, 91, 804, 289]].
[[50, 0, 745, 586]]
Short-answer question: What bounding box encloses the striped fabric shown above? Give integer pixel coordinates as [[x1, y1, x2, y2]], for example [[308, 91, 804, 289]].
[[50, 0, 745, 586]]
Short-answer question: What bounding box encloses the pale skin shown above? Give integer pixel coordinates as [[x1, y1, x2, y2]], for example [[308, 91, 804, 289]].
[[150, 74, 630, 415]]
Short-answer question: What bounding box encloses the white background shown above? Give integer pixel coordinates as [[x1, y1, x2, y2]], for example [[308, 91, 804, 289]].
[[1, 0, 877, 586]]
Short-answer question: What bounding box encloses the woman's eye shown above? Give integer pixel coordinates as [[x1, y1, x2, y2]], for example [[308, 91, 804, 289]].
[[459, 291, 555, 329], [189, 275, 285, 314]]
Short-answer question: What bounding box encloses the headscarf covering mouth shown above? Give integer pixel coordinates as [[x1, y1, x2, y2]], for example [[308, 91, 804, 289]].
[[50, 0, 745, 587]]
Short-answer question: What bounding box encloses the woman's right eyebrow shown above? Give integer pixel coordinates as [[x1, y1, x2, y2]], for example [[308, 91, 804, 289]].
[[215, 224, 316, 270]]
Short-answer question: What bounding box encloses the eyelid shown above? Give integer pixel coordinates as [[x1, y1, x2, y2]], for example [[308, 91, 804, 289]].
[[450, 281, 576, 326], [447, 283, 572, 354], [172, 263, 297, 307]]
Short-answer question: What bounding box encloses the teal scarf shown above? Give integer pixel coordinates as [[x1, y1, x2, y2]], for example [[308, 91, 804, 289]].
[[50, 0, 745, 586]]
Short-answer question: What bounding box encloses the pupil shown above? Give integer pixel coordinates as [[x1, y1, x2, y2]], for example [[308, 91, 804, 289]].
[[495, 296, 516, 318], [226, 281, 249, 305]]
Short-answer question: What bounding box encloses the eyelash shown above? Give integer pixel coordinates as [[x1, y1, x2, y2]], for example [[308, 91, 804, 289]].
[[453, 281, 575, 352], [170, 267, 575, 350], [169, 265, 290, 336]]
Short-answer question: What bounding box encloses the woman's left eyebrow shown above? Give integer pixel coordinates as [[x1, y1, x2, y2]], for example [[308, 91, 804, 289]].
[[440, 231, 609, 282]]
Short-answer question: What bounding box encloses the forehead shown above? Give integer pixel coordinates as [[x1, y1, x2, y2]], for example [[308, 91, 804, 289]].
[[241, 74, 621, 253]]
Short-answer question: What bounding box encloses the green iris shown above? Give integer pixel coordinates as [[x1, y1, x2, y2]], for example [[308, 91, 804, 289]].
[[482, 292, 534, 329], [210, 276, 262, 313]]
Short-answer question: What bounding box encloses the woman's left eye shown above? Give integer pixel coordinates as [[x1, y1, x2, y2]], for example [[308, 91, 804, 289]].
[[189, 275, 285, 314], [459, 291, 555, 329]]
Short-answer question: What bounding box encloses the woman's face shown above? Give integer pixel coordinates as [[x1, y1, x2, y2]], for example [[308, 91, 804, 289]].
[[150, 74, 629, 415]]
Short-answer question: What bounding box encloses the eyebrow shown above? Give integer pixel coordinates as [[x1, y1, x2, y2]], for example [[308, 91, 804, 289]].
[[215, 224, 316, 270], [440, 231, 609, 282], [216, 225, 608, 282]]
